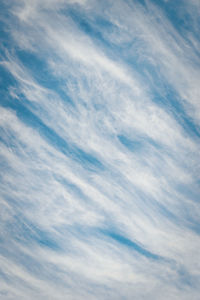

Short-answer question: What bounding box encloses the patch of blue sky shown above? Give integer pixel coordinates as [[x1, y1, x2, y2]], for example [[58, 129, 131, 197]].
[[176, 182, 200, 203], [151, 0, 200, 42], [67, 6, 121, 62], [69, 9, 109, 44], [0, 97, 104, 172], [0, 65, 16, 95], [0, 2, 12, 45], [150, 80, 200, 138], [150, 72, 199, 140], [73, 5, 137, 58], [14, 50, 74, 106], [121, 139, 157, 160], [117, 134, 143, 152], [66, 4, 139, 76], [100, 229, 163, 261], [1, 212, 61, 252]]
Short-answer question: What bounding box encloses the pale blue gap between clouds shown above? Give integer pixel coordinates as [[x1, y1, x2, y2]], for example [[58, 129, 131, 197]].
[[0, 0, 200, 299]]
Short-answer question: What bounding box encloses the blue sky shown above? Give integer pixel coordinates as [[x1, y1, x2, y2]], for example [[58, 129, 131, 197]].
[[0, 0, 200, 299]]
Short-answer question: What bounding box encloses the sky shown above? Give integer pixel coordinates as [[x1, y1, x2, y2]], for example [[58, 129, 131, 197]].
[[0, 0, 200, 299]]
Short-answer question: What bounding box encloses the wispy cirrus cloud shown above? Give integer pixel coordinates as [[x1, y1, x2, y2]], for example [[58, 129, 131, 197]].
[[0, 0, 200, 299]]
